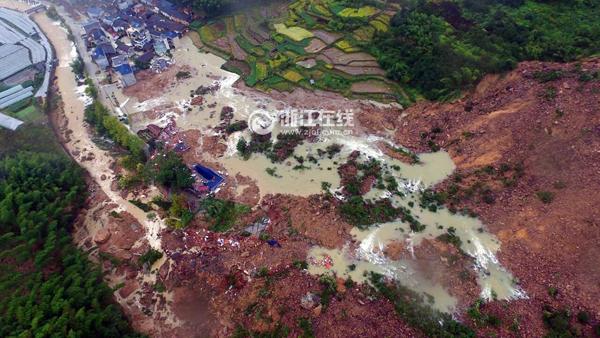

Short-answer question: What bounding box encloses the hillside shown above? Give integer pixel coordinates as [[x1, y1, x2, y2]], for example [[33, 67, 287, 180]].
[[359, 58, 600, 336]]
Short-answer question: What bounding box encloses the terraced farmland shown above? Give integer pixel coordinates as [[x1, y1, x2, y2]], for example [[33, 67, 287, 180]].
[[194, 0, 413, 104]]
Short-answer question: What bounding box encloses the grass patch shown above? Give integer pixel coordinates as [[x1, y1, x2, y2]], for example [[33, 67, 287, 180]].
[[138, 248, 163, 267], [282, 69, 304, 83], [198, 25, 219, 42], [12, 104, 42, 122], [536, 190, 555, 204], [235, 35, 264, 56]]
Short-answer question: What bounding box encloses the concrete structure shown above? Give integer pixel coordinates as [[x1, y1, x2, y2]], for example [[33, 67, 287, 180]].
[[0, 86, 34, 109], [0, 7, 52, 98], [0, 112, 24, 130], [153, 38, 169, 56], [0, 45, 32, 81], [116, 64, 137, 87]]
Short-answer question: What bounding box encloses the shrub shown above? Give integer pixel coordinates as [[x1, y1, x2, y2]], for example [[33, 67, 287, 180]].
[[146, 151, 193, 190], [201, 198, 251, 232], [533, 70, 563, 83], [139, 248, 163, 266], [536, 191, 555, 204], [576, 311, 590, 324]]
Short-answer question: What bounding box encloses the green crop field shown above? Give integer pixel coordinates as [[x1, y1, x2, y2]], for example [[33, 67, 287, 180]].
[[194, 0, 409, 103], [13, 105, 42, 122]]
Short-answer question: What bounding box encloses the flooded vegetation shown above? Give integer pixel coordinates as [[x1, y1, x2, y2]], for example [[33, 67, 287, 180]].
[[306, 147, 526, 312], [121, 27, 525, 315]]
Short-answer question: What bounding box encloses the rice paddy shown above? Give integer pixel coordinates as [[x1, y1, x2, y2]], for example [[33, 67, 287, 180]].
[[194, 0, 406, 103]]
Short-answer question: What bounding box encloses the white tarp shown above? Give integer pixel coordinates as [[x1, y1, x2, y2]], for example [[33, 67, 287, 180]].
[[0, 112, 24, 130]]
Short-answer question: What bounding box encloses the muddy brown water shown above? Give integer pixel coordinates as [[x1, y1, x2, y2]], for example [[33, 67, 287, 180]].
[[307, 149, 526, 313]]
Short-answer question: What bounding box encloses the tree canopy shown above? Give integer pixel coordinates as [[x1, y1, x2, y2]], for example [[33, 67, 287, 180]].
[[369, 0, 600, 100], [0, 152, 143, 337]]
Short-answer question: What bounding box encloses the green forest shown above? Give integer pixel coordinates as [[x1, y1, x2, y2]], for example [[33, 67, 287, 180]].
[[370, 0, 600, 100], [187, 0, 600, 101], [0, 152, 143, 337]]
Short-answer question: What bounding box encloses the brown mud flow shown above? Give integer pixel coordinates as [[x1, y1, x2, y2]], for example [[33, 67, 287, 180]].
[[101, 26, 526, 314], [307, 147, 526, 313]]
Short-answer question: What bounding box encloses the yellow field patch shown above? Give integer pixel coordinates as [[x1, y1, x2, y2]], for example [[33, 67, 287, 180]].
[[353, 26, 375, 41], [313, 4, 331, 17], [375, 14, 391, 25], [335, 39, 360, 52], [274, 23, 314, 41], [224, 17, 235, 34], [234, 15, 245, 30], [338, 6, 378, 18], [282, 69, 304, 82], [256, 62, 268, 80], [369, 19, 389, 32], [199, 25, 218, 42]]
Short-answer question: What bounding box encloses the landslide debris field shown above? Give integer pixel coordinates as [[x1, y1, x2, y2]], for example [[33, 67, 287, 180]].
[[11, 0, 600, 337], [194, 0, 408, 103], [80, 37, 600, 338]]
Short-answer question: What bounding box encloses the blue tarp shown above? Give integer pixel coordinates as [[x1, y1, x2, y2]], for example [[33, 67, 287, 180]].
[[92, 46, 105, 59], [194, 164, 224, 192], [116, 64, 133, 75]]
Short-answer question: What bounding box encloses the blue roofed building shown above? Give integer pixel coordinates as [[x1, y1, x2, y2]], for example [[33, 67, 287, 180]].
[[92, 47, 109, 69], [153, 38, 169, 56], [116, 63, 137, 87], [87, 7, 104, 19]]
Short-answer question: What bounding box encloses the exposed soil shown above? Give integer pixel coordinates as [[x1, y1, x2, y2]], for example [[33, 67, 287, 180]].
[[334, 65, 386, 76], [124, 65, 187, 102], [351, 80, 394, 94], [358, 59, 600, 336], [312, 30, 342, 45], [37, 1, 600, 334], [321, 48, 377, 65], [304, 38, 327, 53]]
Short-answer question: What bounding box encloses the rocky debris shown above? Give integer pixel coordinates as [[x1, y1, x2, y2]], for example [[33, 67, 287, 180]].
[[195, 82, 220, 95], [191, 96, 204, 106], [158, 261, 170, 280], [119, 279, 139, 299], [312, 304, 322, 316], [300, 292, 319, 309], [359, 58, 600, 335], [93, 227, 111, 244]]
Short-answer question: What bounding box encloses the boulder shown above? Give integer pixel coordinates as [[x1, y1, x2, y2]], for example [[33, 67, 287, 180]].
[[94, 228, 111, 244]]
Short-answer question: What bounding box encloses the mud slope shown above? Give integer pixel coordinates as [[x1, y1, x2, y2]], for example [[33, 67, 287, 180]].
[[359, 59, 600, 336]]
